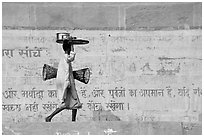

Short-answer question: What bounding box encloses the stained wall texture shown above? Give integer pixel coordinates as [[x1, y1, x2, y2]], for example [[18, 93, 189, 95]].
[[2, 2, 202, 124]]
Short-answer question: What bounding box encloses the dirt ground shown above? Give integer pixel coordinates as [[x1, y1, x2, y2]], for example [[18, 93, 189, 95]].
[[2, 121, 202, 135]]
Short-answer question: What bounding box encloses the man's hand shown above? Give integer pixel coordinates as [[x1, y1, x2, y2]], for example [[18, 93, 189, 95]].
[[65, 81, 71, 88], [67, 82, 71, 88]]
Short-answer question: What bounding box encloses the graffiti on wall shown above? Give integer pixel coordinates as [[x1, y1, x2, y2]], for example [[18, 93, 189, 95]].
[[2, 30, 202, 122]]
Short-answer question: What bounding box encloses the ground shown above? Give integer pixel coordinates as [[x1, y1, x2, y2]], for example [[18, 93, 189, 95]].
[[2, 121, 202, 135]]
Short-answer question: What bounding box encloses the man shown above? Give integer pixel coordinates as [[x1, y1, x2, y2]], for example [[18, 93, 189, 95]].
[[45, 39, 82, 122]]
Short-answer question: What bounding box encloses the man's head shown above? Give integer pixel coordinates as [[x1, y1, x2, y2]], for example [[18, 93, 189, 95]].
[[62, 39, 72, 54]]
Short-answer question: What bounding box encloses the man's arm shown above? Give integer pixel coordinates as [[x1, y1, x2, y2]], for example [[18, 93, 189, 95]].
[[71, 44, 74, 52]]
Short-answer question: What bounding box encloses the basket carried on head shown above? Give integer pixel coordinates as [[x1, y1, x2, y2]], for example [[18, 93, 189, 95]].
[[42, 64, 90, 84]]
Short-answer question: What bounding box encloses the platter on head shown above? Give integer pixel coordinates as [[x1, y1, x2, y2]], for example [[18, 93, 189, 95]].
[[56, 32, 89, 45]]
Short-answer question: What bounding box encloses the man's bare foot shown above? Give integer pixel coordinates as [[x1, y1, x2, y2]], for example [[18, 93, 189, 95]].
[[72, 103, 82, 109], [45, 116, 52, 122]]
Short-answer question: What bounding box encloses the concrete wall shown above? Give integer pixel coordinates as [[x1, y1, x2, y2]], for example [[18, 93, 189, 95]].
[[2, 2, 202, 125], [2, 2, 202, 30]]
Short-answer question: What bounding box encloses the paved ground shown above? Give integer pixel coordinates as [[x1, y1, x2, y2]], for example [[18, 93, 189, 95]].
[[2, 121, 202, 135]]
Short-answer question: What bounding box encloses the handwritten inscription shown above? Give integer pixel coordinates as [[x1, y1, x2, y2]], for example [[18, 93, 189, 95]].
[[92, 88, 105, 98], [23, 36, 46, 43], [87, 100, 102, 111], [157, 63, 181, 75], [166, 86, 175, 98], [2, 47, 43, 58], [42, 102, 58, 112], [129, 89, 137, 97], [2, 102, 59, 112], [80, 86, 202, 100], [178, 87, 190, 98], [135, 114, 155, 122], [24, 69, 42, 77], [21, 77, 53, 85], [191, 35, 202, 42], [2, 86, 202, 101], [48, 90, 58, 98], [19, 47, 41, 58], [3, 88, 18, 99], [25, 102, 39, 112], [139, 89, 164, 97], [108, 87, 125, 98], [87, 100, 125, 111], [80, 87, 89, 98], [3, 89, 59, 100], [2, 30, 201, 124], [193, 87, 202, 97], [106, 100, 124, 111], [21, 88, 44, 100], [2, 49, 14, 58], [110, 35, 172, 43], [14, 62, 41, 71], [2, 104, 21, 112]]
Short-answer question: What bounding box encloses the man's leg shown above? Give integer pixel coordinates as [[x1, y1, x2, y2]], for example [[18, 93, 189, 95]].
[[72, 109, 77, 122], [45, 105, 67, 122]]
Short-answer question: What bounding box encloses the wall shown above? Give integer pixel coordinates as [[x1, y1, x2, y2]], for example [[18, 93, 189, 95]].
[[2, 2, 202, 124]]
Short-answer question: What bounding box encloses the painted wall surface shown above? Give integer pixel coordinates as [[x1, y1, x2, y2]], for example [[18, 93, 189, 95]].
[[2, 2, 202, 124], [2, 29, 202, 123], [2, 2, 202, 30]]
